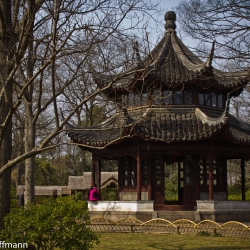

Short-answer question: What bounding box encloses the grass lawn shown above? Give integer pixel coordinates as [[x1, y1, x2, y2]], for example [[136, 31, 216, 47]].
[[91, 233, 250, 250]]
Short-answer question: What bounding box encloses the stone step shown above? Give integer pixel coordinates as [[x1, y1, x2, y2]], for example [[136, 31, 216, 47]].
[[157, 211, 195, 222]]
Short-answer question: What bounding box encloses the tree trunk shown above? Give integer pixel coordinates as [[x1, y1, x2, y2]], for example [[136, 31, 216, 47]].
[[0, 64, 12, 225], [0, 0, 13, 226], [24, 106, 36, 204], [0, 134, 11, 226], [16, 132, 24, 187]]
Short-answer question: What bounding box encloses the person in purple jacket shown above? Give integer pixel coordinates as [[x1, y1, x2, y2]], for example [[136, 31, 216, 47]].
[[88, 184, 101, 201]]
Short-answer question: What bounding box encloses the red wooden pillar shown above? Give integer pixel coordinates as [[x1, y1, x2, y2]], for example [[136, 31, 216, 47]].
[[208, 151, 213, 200], [118, 158, 122, 193], [97, 159, 102, 194], [224, 157, 228, 200], [178, 160, 183, 203], [137, 142, 141, 200], [241, 158, 246, 201], [195, 156, 200, 201], [91, 153, 96, 187], [148, 156, 152, 200]]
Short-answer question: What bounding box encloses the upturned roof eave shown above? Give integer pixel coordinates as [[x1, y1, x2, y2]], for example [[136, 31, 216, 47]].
[[67, 104, 250, 149], [91, 10, 249, 91], [170, 32, 213, 71], [92, 30, 215, 90], [92, 67, 139, 88], [92, 33, 249, 91]]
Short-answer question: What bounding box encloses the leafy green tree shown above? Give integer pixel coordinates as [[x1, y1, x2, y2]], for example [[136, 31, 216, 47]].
[[56, 151, 92, 176], [0, 196, 99, 250], [35, 158, 58, 186], [101, 160, 118, 172], [83, 104, 107, 127], [101, 187, 118, 201], [228, 180, 242, 201], [165, 163, 178, 201], [227, 160, 250, 201]]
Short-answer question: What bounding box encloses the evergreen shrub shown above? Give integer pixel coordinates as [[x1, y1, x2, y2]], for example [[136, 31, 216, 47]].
[[0, 196, 99, 250]]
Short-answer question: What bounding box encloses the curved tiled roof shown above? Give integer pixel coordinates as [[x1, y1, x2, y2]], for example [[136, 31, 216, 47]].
[[93, 12, 249, 93], [68, 106, 250, 148], [68, 173, 118, 190], [226, 114, 250, 145], [17, 186, 70, 196]]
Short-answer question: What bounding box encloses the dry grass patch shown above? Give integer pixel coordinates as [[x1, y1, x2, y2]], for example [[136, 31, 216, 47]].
[[91, 233, 250, 250]]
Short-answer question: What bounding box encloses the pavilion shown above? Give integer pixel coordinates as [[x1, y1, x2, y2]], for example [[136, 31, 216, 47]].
[[68, 11, 250, 221]]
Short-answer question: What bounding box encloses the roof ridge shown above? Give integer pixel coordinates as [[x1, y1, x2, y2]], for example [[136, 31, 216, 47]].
[[171, 33, 210, 72], [102, 173, 118, 183], [147, 34, 171, 71]]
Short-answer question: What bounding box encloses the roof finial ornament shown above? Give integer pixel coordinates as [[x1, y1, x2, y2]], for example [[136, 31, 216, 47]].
[[165, 11, 176, 33]]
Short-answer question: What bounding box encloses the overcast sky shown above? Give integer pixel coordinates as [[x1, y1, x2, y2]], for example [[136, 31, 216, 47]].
[[147, 0, 194, 47], [159, 0, 182, 10]]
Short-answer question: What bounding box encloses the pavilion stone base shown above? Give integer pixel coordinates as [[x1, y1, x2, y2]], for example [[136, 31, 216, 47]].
[[87, 200, 250, 222], [195, 200, 250, 222], [119, 192, 148, 201], [87, 201, 154, 222]]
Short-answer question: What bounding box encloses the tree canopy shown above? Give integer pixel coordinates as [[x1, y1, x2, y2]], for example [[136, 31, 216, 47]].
[[0, 0, 162, 223], [175, 0, 250, 69]]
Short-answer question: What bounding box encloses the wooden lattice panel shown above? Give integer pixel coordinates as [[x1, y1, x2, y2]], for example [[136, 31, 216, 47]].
[[220, 221, 250, 238], [195, 220, 222, 235], [142, 219, 177, 234], [113, 218, 143, 232], [90, 217, 113, 224], [114, 217, 143, 225], [89, 217, 114, 232], [88, 217, 250, 238], [173, 219, 197, 234]]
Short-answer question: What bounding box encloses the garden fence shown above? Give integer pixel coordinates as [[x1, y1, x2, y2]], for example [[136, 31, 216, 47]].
[[88, 217, 250, 238]]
